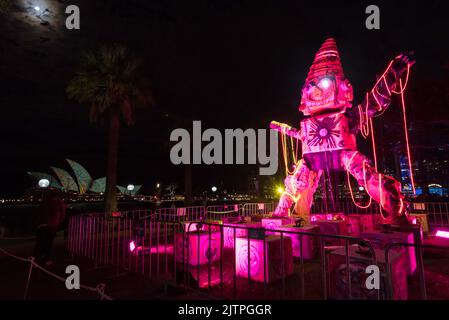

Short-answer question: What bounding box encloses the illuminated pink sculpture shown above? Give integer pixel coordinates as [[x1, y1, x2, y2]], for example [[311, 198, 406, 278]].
[[271, 38, 415, 225]]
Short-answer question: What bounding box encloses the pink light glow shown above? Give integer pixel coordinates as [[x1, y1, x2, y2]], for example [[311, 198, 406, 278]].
[[411, 217, 417, 225], [129, 241, 136, 252], [436, 230, 449, 239], [319, 78, 331, 89]]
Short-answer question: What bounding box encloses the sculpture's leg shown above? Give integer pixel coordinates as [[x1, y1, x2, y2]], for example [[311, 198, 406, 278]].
[[273, 159, 320, 218], [341, 150, 410, 225], [294, 169, 322, 218]]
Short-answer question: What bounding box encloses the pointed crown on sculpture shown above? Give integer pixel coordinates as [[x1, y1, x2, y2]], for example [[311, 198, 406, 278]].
[[300, 38, 353, 116], [306, 37, 344, 82]]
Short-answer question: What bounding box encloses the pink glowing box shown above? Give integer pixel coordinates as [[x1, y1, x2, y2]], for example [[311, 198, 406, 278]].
[[327, 246, 407, 300], [261, 217, 294, 230], [347, 214, 375, 236], [223, 222, 262, 249], [175, 230, 221, 266], [272, 224, 320, 259], [312, 220, 348, 246], [359, 230, 416, 275], [181, 221, 220, 233], [235, 235, 293, 284]]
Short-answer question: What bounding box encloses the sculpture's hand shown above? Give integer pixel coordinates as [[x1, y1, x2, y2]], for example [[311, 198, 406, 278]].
[[392, 53, 415, 72]]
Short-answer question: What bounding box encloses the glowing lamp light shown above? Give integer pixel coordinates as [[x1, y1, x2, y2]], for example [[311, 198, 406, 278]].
[[129, 241, 136, 252], [211, 186, 217, 192], [319, 78, 331, 89], [276, 186, 284, 195], [436, 230, 449, 239], [311, 215, 318, 222], [38, 179, 50, 188], [34, 6, 41, 11], [127, 184, 135, 191], [359, 186, 365, 191], [411, 217, 418, 225], [156, 183, 160, 188]]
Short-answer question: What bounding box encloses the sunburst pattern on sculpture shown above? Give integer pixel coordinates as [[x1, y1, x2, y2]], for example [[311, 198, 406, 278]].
[[307, 116, 341, 148]]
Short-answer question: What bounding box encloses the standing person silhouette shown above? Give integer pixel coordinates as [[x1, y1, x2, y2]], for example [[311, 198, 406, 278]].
[[33, 190, 66, 266]]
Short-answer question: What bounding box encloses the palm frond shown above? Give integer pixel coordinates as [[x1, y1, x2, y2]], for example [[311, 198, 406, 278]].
[[67, 44, 153, 125]]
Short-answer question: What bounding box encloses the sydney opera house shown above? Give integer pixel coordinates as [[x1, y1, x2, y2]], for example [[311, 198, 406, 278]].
[[27, 159, 141, 196]]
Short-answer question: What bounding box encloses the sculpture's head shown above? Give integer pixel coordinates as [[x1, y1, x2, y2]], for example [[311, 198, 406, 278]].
[[299, 38, 353, 116]]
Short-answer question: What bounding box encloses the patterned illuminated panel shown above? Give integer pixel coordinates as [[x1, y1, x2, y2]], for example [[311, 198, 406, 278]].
[[66, 159, 92, 194], [27, 171, 63, 189], [51, 167, 78, 192], [116, 185, 127, 194], [131, 185, 142, 195], [89, 177, 106, 193]]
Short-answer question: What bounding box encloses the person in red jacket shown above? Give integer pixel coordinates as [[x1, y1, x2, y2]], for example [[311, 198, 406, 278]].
[[33, 190, 66, 266]]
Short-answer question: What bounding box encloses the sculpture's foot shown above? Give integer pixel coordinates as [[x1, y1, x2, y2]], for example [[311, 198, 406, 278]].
[[272, 208, 289, 218]]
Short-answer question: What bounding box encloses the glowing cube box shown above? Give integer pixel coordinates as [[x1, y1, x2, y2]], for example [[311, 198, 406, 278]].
[[261, 217, 294, 230], [312, 220, 348, 246], [410, 213, 429, 234], [223, 221, 263, 249], [327, 246, 407, 300], [271, 224, 320, 259], [359, 230, 416, 275], [235, 235, 293, 284], [175, 230, 221, 266], [310, 214, 331, 222], [181, 220, 220, 233], [347, 214, 375, 236]]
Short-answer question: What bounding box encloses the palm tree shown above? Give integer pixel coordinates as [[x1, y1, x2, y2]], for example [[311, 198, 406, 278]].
[[67, 45, 152, 216]]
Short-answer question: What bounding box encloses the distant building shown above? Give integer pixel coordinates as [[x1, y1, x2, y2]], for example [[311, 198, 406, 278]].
[[28, 159, 141, 196]]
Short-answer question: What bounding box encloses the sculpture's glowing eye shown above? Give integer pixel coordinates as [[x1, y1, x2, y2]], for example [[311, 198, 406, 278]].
[[319, 78, 331, 89]]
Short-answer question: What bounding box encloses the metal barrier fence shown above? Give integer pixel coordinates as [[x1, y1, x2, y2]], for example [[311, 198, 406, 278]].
[[67, 212, 385, 300], [311, 201, 382, 215], [417, 202, 449, 230], [67, 202, 449, 300]]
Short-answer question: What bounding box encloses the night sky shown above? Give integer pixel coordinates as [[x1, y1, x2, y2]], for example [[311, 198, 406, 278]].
[[1, 0, 449, 196]]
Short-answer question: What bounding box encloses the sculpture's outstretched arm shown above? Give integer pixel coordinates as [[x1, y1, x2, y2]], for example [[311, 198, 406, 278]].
[[350, 54, 415, 132], [362, 53, 415, 117]]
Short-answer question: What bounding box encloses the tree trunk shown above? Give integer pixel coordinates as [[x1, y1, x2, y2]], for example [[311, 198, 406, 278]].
[[104, 112, 120, 217]]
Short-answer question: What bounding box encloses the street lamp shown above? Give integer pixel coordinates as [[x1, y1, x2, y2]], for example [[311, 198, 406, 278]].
[[156, 183, 160, 189], [211, 186, 217, 192], [38, 178, 50, 188], [38, 178, 49, 202], [127, 184, 135, 191]]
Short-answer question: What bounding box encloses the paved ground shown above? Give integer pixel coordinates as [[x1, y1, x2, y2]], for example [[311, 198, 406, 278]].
[[0, 234, 207, 300]]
